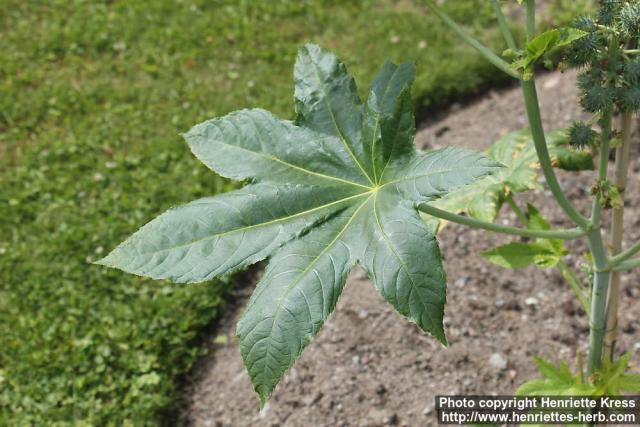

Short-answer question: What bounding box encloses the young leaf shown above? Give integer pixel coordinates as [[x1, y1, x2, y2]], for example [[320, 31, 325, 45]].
[[516, 356, 595, 397], [97, 44, 501, 406], [533, 356, 574, 384], [481, 205, 568, 270], [512, 28, 587, 71], [527, 204, 567, 255], [616, 374, 640, 392], [481, 242, 559, 269], [424, 129, 593, 230], [595, 352, 640, 395]]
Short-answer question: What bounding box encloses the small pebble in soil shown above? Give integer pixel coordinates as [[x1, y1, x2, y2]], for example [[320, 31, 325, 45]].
[[489, 353, 508, 371], [423, 405, 434, 415], [525, 297, 539, 306], [506, 300, 522, 311], [561, 300, 577, 316], [454, 277, 468, 288], [304, 391, 323, 406], [383, 413, 399, 425]]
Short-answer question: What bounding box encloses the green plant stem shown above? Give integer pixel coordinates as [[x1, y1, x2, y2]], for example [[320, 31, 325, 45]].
[[604, 112, 634, 361], [587, 228, 610, 373], [624, 49, 640, 54], [490, 0, 517, 50], [610, 240, 640, 266], [585, 35, 621, 375], [506, 193, 528, 225], [422, 0, 520, 79], [526, 0, 536, 40], [521, 80, 590, 229], [520, 68, 608, 375], [612, 257, 640, 272], [558, 260, 590, 315], [590, 109, 613, 226], [417, 203, 585, 239]]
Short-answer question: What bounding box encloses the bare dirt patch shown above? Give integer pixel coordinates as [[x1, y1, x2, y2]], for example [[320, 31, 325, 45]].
[[183, 70, 640, 427]]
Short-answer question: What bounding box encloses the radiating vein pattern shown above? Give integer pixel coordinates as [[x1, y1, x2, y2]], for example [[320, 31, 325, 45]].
[[185, 109, 369, 187], [363, 191, 447, 344], [97, 184, 364, 283], [363, 61, 416, 183], [99, 43, 502, 407], [294, 44, 371, 184], [237, 200, 371, 405], [384, 147, 502, 201]]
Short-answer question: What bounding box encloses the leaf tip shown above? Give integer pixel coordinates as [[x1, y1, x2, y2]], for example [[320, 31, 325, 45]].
[[257, 385, 274, 410], [436, 332, 449, 348], [93, 251, 115, 267], [297, 42, 321, 58]]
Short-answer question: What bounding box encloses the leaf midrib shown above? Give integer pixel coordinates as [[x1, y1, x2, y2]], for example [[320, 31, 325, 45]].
[[134, 191, 372, 255], [369, 66, 400, 184], [372, 194, 438, 327], [308, 56, 375, 186], [212, 134, 370, 189], [255, 194, 374, 390]]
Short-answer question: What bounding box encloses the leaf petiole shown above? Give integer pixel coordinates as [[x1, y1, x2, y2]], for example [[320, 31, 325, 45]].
[[417, 203, 586, 240], [490, 0, 517, 51], [610, 237, 640, 265], [422, 0, 520, 79], [506, 193, 528, 226], [612, 257, 640, 272]]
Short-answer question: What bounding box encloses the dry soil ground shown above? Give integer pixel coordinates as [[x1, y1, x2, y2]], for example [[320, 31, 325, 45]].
[[182, 70, 640, 427]]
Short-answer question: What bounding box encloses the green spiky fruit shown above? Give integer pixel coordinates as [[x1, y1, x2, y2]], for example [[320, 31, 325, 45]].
[[577, 68, 604, 92], [567, 32, 603, 67], [621, 86, 640, 111], [573, 15, 597, 32], [569, 122, 597, 148], [581, 85, 615, 112], [624, 60, 640, 84], [598, 0, 620, 26], [619, 2, 640, 36]]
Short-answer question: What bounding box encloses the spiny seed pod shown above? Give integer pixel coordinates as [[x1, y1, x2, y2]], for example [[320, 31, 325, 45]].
[[577, 68, 604, 93], [567, 33, 602, 66], [569, 122, 597, 148], [624, 60, 640, 83], [581, 85, 615, 112], [621, 86, 640, 111], [619, 2, 640, 36], [598, 0, 620, 25], [573, 15, 597, 32]]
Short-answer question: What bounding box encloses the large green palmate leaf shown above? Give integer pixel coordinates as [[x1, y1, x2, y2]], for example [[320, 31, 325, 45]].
[[97, 44, 500, 406], [423, 128, 593, 231]]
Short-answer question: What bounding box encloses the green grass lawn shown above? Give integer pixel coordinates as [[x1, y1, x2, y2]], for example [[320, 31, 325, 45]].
[[0, 0, 586, 424]]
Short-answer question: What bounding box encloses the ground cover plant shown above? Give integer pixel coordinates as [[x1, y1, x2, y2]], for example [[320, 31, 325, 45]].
[[0, 0, 599, 424]]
